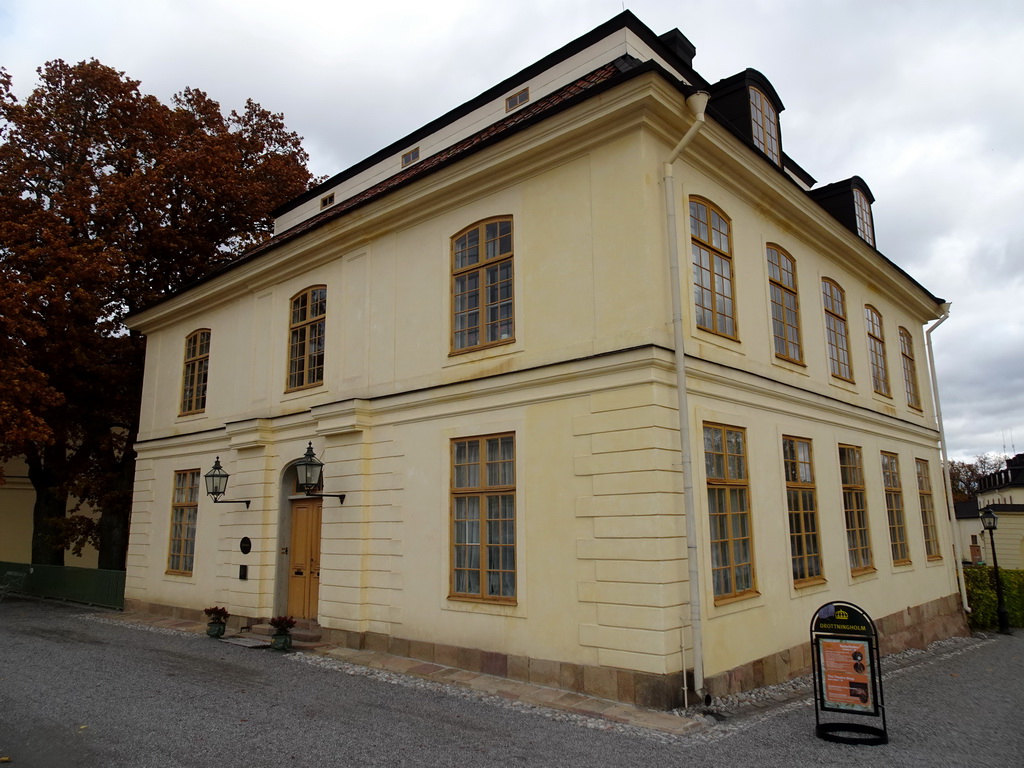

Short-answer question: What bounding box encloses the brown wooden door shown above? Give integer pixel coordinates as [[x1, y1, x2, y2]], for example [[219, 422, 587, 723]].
[[287, 498, 322, 620]]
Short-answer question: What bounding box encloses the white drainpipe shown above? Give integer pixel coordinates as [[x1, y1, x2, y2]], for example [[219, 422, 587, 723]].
[[925, 303, 970, 612], [663, 90, 710, 705]]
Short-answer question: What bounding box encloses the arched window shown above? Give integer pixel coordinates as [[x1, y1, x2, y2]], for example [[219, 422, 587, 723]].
[[854, 188, 875, 246], [899, 328, 922, 410], [766, 245, 802, 362], [180, 329, 211, 415], [864, 306, 890, 396], [690, 199, 737, 338], [451, 217, 514, 353], [749, 87, 780, 165], [287, 286, 326, 390], [822, 279, 852, 381]]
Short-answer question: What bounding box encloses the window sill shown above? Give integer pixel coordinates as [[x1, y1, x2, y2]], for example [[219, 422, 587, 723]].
[[443, 340, 520, 368], [283, 382, 325, 398], [773, 355, 808, 371], [850, 566, 877, 578], [447, 338, 516, 358], [794, 577, 827, 589], [892, 559, 913, 568], [712, 589, 760, 608], [447, 593, 516, 606], [695, 327, 741, 346], [444, 596, 523, 618]]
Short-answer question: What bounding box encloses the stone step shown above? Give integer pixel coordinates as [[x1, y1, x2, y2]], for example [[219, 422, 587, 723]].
[[248, 623, 321, 643]]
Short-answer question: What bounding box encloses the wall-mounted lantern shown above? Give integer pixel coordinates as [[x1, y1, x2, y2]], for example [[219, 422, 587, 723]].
[[204, 457, 251, 508], [295, 442, 346, 503]]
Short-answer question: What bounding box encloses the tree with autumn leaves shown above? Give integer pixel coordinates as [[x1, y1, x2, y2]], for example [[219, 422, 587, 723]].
[[948, 453, 1008, 503], [0, 60, 314, 569]]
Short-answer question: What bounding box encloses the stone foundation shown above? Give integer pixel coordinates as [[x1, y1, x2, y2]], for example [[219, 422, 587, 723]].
[[318, 626, 687, 709], [703, 593, 970, 698], [125, 592, 968, 710]]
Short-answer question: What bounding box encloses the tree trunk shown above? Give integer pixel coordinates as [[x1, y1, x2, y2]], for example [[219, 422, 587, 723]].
[[27, 453, 67, 567], [96, 432, 137, 571], [97, 505, 129, 571]]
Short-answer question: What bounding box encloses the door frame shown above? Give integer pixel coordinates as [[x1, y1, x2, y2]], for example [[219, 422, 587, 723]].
[[275, 462, 326, 617], [286, 496, 323, 620]]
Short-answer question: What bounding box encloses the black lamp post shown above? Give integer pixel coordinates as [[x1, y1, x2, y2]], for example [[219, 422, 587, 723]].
[[204, 457, 251, 508], [980, 507, 1012, 635], [295, 442, 346, 503]]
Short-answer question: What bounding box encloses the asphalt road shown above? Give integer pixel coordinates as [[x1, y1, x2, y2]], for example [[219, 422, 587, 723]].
[[1, 598, 1021, 767]]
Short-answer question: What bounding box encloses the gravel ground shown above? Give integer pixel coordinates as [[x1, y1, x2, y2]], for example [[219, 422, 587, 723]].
[[2, 598, 1022, 767]]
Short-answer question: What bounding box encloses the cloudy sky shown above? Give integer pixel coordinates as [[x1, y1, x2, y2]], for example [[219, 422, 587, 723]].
[[2, 0, 1021, 460]]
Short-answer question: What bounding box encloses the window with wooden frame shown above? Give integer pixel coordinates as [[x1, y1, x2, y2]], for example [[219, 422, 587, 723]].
[[766, 245, 802, 362], [180, 329, 211, 415], [505, 88, 529, 111], [854, 188, 875, 246], [900, 328, 922, 410], [864, 305, 891, 396], [783, 437, 823, 585], [704, 423, 755, 600], [401, 147, 419, 167], [287, 286, 327, 391], [822, 279, 853, 381], [450, 433, 516, 602], [839, 444, 874, 573], [749, 87, 780, 165], [881, 452, 910, 564], [916, 458, 941, 559], [451, 218, 514, 353], [690, 199, 737, 338], [167, 469, 200, 575]]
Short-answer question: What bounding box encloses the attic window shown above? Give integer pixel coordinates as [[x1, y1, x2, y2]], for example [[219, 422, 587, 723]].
[[320, 193, 335, 209], [749, 87, 780, 165], [505, 88, 529, 112], [854, 188, 875, 246], [401, 147, 420, 167]]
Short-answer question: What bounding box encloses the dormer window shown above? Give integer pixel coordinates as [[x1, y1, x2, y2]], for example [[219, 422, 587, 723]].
[[749, 87, 780, 165], [854, 188, 875, 246]]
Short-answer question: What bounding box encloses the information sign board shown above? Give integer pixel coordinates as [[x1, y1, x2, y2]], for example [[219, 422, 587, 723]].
[[809, 601, 887, 745]]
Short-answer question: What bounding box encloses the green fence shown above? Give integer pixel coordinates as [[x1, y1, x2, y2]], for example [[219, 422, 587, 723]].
[[0, 561, 125, 609]]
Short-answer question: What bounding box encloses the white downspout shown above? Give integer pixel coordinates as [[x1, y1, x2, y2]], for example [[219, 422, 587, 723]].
[[925, 303, 969, 612], [663, 90, 710, 705]]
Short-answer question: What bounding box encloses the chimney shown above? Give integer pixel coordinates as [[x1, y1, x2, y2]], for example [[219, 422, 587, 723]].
[[658, 29, 697, 69]]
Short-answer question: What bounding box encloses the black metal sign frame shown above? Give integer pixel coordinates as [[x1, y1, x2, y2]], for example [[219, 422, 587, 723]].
[[810, 601, 888, 745]]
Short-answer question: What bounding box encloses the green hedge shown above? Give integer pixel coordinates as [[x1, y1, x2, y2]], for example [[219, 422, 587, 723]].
[[963, 565, 1024, 629]]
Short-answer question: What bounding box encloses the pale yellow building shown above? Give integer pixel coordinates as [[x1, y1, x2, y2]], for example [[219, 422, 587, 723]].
[[974, 455, 1024, 569], [0, 457, 99, 568], [124, 12, 967, 707]]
